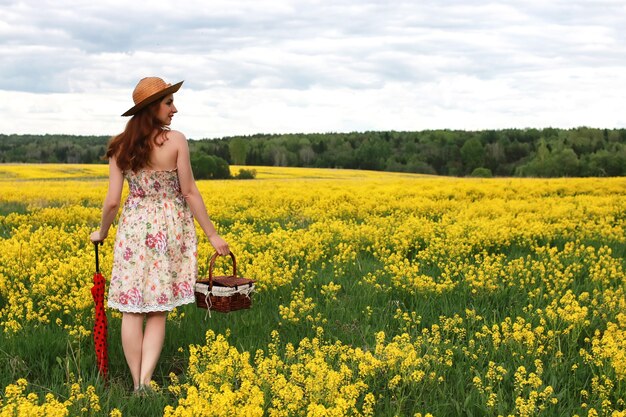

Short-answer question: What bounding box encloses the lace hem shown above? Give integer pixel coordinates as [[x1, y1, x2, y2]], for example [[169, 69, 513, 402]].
[[107, 296, 195, 313]]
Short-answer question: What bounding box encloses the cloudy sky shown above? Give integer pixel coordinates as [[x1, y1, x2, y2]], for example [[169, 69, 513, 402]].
[[1, 0, 625, 139]]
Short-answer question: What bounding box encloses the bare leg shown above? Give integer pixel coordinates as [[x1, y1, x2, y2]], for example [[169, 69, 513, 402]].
[[121, 312, 144, 390], [139, 311, 167, 386]]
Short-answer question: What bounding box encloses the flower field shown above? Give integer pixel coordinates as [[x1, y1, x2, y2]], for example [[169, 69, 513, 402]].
[[0, 164, 625, 417]]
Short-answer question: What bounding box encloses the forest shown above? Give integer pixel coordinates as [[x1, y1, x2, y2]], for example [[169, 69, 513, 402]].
[[1, 127, 625, 177]]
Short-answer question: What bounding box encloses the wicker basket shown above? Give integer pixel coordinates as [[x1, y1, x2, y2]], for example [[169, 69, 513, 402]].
[[195, 251, 255, 313]]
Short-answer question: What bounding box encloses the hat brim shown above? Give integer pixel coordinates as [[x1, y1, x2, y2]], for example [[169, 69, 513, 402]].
[[121, 80, 184, 117]]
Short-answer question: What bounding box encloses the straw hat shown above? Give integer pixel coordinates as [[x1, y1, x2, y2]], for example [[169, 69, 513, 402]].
[[121, 77, 183, 117]]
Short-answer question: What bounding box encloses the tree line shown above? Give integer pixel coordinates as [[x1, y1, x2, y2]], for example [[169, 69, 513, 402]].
[[1, 127, 626, 177]]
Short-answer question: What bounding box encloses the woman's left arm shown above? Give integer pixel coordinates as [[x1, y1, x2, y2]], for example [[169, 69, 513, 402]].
[[90, 157, 124, 242]]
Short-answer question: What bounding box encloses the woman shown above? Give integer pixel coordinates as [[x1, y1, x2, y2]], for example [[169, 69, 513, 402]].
[[90, 76, 229, 392]]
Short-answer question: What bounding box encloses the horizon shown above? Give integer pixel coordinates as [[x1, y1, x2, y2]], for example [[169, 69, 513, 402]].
[[1, 125, 623, 142]]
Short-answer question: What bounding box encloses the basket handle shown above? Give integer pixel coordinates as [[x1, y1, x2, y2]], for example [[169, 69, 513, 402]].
[[208, 251, 236, 290]]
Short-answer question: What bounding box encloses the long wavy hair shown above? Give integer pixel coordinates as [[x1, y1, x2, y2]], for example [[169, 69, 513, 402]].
[[106, 100, 170, 172]]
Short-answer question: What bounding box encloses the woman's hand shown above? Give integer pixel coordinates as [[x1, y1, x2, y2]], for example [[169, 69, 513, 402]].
[[90, 230, 107, 243], [208, 234, 230, 256]]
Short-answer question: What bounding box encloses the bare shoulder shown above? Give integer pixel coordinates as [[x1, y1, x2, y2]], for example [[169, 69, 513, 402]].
[[167, 129, 187, 142], [166, 130, 189, 151]]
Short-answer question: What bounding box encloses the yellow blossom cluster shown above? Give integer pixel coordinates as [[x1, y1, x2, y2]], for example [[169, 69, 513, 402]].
[[589, 314, 626, 380], [320, 281, 342, 301], [0, 378, 104, 417], [278, 287, 316, 324], [166, 330, 371, 416], [166, 326, 455, 417], [1, 164, 626, 415], [512, 360, 557, 417], [472, 360, 508, 409]]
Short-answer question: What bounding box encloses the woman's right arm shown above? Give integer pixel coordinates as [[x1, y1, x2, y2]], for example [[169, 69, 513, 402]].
[[90, 157, 123, 242], [174, 132, 230, 255]]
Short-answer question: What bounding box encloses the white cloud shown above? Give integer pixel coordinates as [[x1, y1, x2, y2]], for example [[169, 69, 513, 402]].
[[1, 0, 625, 136]]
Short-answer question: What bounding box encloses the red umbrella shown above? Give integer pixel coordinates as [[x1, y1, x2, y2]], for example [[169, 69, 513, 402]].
[[91, 242, 108, 379]]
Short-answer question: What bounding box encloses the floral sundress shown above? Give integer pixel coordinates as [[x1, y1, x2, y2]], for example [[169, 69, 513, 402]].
[[107, 169, 197, 313]]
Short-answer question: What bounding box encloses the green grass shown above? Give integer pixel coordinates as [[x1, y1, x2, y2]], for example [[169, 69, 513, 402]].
[[1, 240, 626, 416]]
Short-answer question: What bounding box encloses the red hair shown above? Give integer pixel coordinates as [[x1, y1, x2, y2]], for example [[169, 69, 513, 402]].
[[106, 100, 170, 172]]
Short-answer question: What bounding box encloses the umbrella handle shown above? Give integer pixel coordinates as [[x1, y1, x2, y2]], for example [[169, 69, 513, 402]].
[[94, 242, 102, 273]]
